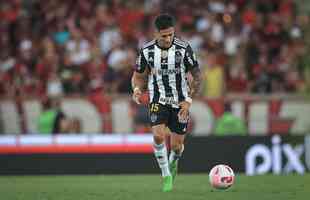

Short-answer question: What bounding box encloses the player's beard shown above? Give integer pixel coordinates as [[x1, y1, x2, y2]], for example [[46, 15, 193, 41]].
[[157, 39, 171, 49], [162, 41, 172, 48]]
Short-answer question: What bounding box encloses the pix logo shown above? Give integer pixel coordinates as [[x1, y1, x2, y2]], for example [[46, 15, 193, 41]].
[[245, 135, 307, 175]]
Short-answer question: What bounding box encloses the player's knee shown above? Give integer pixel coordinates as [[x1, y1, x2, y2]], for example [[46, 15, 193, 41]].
[[153, 135, 165, 144], [171, 142, 183, 153], [152, 126, 166, 144]]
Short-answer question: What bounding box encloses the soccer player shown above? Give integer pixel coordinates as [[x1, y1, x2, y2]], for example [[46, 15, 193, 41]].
[[131, 14, 202, 192]]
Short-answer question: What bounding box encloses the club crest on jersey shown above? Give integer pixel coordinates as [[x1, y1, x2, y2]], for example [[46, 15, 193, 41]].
[[161, 50, 168, 59], [150, 113, 158, 123], [175, 51, 182, 63]]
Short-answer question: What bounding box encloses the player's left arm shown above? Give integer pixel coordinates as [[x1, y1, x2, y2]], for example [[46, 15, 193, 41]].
[[188, 67, 202, 98], [178, 45, 202, 121], [184, 45, 202, 98]]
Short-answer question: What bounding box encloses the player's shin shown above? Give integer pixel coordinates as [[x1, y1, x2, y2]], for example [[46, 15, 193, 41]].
[[169, 144, 184, 163], [169, 144, 184, 180], [153, 143, 171, 177]]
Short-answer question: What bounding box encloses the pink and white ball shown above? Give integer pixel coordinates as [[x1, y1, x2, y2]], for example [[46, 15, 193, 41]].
[[209, 164, 235, 189]]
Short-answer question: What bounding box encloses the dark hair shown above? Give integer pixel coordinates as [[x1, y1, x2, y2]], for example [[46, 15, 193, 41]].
[[42, 97, 52, 110], [224, 102, 232, 112], [154, 14, 175, 31]]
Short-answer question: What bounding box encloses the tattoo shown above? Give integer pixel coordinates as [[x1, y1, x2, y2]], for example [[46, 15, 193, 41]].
[[132, 69, 149, 92], [190, 67, 202, 97]]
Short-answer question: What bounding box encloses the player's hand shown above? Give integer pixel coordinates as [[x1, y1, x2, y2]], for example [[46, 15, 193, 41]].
[[132, 87, 142, 104], [178, 101, 191, 122]]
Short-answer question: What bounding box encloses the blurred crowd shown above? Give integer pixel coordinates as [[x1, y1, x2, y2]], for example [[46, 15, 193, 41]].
[[1, 0, 310, 99], [1, 0, 310, 134]]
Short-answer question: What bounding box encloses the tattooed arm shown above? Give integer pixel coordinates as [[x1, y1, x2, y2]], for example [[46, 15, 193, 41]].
[[132, 49, 149, 104], [189, 67, 202, 97], [131, 69, 148, 92], [178, 44, 202, 120], [183, 44, 202, 98]]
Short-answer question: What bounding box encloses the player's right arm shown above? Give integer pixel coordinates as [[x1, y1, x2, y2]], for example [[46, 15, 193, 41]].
[[131, 49, 149, 104], [131, 70, 148, 104]]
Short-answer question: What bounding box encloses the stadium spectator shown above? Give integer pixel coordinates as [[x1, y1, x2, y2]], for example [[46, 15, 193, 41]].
[[88, 78, 112, 133], [202, 53, 225, 98], [37, 97, 68, 134], [214, 103, 247, 136], [1, 0, 310, 134], [0, 0, 308, 98]]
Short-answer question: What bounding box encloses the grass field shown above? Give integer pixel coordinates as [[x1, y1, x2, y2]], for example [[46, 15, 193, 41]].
[[1, 174, 309, 200]]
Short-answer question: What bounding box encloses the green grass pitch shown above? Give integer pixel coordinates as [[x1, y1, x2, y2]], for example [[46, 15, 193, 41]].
[[1, 174, 309, 200]]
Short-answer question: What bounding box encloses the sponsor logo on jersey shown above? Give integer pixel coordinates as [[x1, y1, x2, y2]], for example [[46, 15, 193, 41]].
[[151, 68, 181, 75]]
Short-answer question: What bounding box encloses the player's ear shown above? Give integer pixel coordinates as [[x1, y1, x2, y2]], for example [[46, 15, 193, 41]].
[[154, 31, 159, 39], [154, 29, 161, 38]]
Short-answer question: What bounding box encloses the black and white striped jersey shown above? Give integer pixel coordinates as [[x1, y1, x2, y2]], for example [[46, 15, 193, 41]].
[[135, 37, 199, 108]]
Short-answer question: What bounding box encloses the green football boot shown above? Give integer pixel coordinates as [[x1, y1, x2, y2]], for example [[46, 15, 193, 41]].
[[162, 175, 173, 192]]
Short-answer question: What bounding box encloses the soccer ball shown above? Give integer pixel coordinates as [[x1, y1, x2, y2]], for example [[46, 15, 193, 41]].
[[209, 164, 235, 189]]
